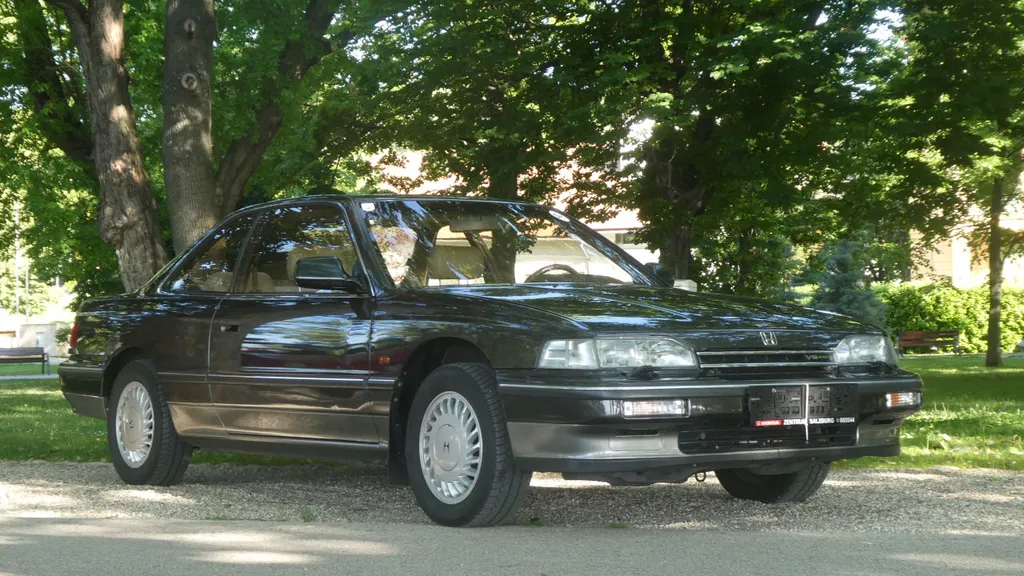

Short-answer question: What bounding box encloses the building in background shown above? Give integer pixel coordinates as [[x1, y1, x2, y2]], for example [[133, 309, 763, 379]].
[[915, 201, 1024, 288]]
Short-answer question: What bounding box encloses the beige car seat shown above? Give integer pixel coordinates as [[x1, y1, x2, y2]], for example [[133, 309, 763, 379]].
[[426, 244, 486, 285]]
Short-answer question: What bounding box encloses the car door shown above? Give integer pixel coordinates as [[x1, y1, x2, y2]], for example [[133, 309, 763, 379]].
[[208, 202, 378, 444], [142, 211, 259, 437]]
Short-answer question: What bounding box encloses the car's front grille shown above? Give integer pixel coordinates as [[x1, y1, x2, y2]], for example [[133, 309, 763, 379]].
[[697, 349, 837, 380]]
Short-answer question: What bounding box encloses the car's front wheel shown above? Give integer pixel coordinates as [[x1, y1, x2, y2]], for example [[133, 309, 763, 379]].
[[406, 363, 530, 527], [714, 462, 831, 503], [107, 359, 192, 486]]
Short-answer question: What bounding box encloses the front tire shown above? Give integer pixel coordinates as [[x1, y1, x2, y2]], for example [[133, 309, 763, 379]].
[[406, 363, 530, 527], [107, 359, 192, 486], [714, 462, 831, 503]]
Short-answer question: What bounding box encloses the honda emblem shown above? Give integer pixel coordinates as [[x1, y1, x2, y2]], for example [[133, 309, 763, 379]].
[[760, 331, 778, 346]]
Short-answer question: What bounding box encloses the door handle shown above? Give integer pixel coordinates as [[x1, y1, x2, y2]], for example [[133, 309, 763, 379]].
[[219, 324, 239, 333]]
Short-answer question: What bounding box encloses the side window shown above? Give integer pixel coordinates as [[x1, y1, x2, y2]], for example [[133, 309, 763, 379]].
[[164, 213, 256, 293], [242, 205, 358, 293]]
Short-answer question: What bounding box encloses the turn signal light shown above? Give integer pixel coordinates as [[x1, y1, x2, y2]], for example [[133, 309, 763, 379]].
[[622, 399, 688, 418], [885, 392, 920, 408]]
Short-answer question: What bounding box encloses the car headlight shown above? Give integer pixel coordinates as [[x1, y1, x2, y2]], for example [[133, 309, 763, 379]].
[[539, 338, 697, 369], [835, 335, 898, 366]]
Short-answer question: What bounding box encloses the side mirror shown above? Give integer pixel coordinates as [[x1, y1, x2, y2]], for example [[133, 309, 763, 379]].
[[644, 262, 674, 286], [294, 256, 364, 294]]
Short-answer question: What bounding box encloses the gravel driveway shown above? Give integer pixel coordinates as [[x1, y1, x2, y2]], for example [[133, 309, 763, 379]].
[[1, 462, 1021, 533]]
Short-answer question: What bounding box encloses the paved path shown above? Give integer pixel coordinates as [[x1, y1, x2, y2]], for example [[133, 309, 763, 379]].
[[1, 516, 1022, 576], [2, 462, 1023, 574], [0, 374, 55, 381]]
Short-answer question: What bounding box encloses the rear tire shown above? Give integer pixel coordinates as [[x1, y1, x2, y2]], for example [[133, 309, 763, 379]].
[[406, 363, 530, 527], [714, 462, 830, 503], [107, 359, 192, 486]]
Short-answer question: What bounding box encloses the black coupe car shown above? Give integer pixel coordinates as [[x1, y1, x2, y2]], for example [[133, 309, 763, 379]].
[[59, 195, 923, 526]]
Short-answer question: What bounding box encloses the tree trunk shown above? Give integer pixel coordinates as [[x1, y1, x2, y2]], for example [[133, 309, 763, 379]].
[[486, 159, 520, 283], [643, 111, 714, 281], [48, 0, 169, 291], [986, 177, 1005, 367], [162, 0, 218, 254], [661, 225, 694, 281]]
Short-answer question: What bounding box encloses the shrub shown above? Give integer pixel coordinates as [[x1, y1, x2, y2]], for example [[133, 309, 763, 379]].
[[880, 283, 1024, 353], [807, 242, 886, 326]]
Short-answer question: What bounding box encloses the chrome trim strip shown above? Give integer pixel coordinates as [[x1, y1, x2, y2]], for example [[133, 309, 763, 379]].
[[500, 380, 889, 392], [237, 366, 364, 375], [697, 350, 834, 356], [700, 361, 835, 368], [500, 382, 753, 392], [57, 364, 104, 374], [186, 432, 386, 451], [160, 371, 210, 379], [208, 373, 366, 384]]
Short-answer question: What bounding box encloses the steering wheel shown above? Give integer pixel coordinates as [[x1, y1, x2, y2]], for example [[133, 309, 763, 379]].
[[525, 263, 583, 283]]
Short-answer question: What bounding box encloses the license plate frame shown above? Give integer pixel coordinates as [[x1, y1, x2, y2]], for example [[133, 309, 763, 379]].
[[806, 384, 857, 425], [747, 384, 857, 428]]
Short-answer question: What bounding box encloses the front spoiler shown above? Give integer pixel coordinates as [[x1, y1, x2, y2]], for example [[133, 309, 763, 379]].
[[515, 443, 900, 474], [499, 370, 920, 474]]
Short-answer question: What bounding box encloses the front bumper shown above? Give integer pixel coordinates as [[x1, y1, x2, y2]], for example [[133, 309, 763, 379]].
[[497, 370, 922, 476]]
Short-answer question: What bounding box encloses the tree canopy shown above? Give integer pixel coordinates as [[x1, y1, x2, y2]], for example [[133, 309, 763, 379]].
[[2, 0, 1023, 361]]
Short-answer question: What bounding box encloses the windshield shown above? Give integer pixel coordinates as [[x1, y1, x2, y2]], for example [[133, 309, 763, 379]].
[[360, 200, 652, 288]]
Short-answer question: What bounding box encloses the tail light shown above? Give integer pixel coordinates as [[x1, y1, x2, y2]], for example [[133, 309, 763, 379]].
[[69, 321, 79, 350]]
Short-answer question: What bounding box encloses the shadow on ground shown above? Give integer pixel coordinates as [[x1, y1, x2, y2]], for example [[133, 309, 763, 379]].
[[1, 462, 1021, 534]]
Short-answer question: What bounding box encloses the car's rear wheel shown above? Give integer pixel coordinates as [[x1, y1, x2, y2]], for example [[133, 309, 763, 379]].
[[406, 362, 530, 527], [714, 462, 831, 503], [107, 359, 192, 486]]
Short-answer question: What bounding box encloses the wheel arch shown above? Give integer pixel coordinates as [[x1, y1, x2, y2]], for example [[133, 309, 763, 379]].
[[387, 337, 492, 484], [102, 347, 148, 399]]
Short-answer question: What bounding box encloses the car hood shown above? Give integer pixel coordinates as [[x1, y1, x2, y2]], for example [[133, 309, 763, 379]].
[[441, 284, 875, 335]]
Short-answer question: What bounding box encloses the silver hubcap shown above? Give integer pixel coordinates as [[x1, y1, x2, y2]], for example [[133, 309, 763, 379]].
[[115, 381, 155, 468], [419, 391, 482, 504]]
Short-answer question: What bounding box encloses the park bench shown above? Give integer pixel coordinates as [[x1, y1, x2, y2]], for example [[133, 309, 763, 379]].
[[897, 330, 961, 355], [0, 347, 50, 374]]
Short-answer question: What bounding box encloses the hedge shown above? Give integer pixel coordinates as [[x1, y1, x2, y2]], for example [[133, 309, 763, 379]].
[[879, 283, 1024, 353]]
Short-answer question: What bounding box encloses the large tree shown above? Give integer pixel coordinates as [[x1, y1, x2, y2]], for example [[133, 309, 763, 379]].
[[5, 0, 400, 289], [613, 1, 887, 281], [161, 0, 392, 252], [13, 0, 169, 290], [363, 0, 612, 203], [892, 0, 1024, 366]]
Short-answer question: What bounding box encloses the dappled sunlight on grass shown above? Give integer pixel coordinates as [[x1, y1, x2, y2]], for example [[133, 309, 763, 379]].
[[0, 364, 53, 377], [838, 356, 1024, 470]]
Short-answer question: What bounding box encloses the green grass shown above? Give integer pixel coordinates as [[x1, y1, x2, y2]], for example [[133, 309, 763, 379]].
[[0, 378, 335, 465], [839, 355, 1024, 470], [0, 363, 54, 376], [1, 355, 1022, 469]]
